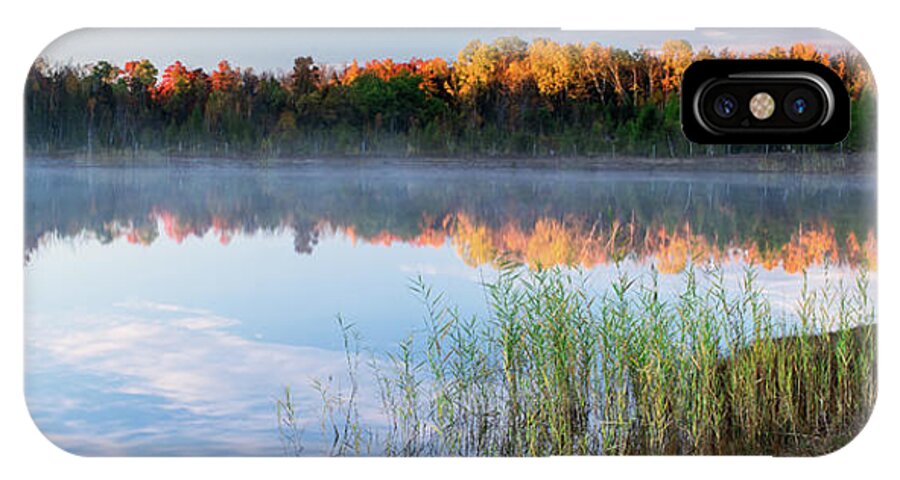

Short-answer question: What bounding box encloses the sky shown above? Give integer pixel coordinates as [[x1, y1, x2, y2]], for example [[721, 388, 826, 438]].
[[38, 28, 857, 72]]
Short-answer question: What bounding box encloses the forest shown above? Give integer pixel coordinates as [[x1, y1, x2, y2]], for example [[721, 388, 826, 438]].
[[25, 38, 876, 164]]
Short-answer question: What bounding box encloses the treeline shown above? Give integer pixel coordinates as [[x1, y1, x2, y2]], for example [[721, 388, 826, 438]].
[[25, 38, 876, 161]]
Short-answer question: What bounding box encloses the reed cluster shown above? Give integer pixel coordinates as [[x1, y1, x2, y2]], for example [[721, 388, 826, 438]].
[[285, 262, 876, 456]]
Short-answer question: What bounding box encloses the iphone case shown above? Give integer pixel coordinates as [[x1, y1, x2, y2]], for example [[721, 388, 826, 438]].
[[24, 28, 876, 456]]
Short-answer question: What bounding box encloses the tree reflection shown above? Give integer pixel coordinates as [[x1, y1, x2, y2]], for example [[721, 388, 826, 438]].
[[26, 165, 876, 272]]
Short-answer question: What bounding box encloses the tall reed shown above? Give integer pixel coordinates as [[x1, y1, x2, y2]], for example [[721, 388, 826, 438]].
[[288, 262, 876, 456]]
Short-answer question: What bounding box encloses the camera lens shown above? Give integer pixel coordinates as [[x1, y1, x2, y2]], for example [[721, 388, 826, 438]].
[[791, 98, 808, 116], [713, 94, 738, 118], [784, 88, 819, 123]]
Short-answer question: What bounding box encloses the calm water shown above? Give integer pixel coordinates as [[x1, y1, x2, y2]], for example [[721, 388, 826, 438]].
[[24, 160, 876, 455]]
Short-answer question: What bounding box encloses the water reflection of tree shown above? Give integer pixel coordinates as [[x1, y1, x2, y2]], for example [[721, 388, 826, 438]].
[[26, 166, 876, 272]]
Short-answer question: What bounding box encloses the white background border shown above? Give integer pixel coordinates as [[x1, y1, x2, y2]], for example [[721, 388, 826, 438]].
[[2, 1, 894, 478]]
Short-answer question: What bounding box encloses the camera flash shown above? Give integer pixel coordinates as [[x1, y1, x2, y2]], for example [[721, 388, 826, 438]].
[[750, 92, 775, 120]]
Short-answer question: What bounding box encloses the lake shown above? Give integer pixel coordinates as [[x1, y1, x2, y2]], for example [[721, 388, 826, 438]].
[[24, 159, 877, 455]]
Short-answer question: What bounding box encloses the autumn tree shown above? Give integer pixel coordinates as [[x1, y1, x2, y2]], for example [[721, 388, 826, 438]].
[[24, 37, 874, 159]]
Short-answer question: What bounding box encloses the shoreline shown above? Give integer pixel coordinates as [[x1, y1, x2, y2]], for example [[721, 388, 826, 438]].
[[25, 150, 876, 174]]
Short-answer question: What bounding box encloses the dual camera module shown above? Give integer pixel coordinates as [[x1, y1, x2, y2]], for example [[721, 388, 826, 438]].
[[682, 60, 849, 144], [713, 89, 815, 123], [705, 82, 825, 127]]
